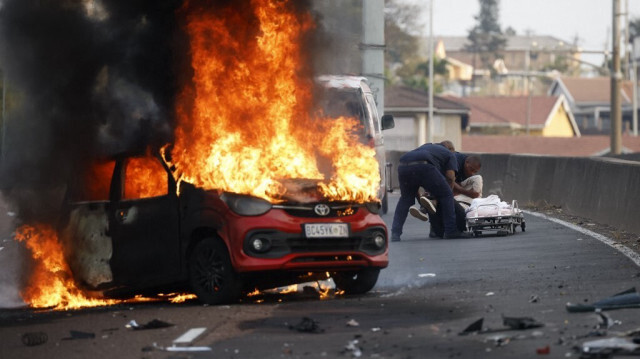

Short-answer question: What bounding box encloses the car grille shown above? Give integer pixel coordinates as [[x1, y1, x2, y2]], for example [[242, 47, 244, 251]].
[[274, 203, 360, 218]]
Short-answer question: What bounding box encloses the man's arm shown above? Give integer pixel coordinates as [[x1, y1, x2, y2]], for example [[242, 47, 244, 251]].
[[453, 182, 480, 198], [445, 170, 456, 190]]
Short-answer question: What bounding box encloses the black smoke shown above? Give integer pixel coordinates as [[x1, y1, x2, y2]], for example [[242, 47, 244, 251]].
[[0, 0, 187, 222]]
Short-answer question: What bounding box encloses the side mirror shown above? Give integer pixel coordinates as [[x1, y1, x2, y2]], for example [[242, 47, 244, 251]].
[[381, 114, 395, 130]]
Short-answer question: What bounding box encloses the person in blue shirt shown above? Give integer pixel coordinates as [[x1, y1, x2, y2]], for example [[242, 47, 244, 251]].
[[391, 143, 472, 241]]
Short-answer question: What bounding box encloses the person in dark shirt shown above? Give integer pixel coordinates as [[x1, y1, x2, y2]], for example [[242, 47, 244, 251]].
[[391, 143, 472, 241], [420, 153, 482, 238]]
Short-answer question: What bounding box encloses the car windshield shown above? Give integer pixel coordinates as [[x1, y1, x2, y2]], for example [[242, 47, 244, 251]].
[[318, 88, 373, 139]]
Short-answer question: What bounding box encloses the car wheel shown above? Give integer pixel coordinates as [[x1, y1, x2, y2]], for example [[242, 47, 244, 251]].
[[381, 195, 388, 214], [188, 237, 241, 305], [332, 268, 380, 295]]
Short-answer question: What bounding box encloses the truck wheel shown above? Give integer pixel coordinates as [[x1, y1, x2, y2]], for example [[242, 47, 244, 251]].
[[188, 237, 241, 305], [381, 195, 388, 214], [332, 268, 380, 295]]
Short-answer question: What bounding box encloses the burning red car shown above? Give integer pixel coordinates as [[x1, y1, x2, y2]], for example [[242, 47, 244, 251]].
[[60, 150, 388, 305]]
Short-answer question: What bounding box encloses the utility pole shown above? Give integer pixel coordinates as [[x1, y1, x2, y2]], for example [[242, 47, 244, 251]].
[[361, 0, 385, 118], [1, 69, 5, 163], [611, 0, 622, 155], [427, 0, 434, 143]]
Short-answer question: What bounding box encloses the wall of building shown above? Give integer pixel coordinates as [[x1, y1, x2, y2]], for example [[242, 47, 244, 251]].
[[385, 151, 640, 234]]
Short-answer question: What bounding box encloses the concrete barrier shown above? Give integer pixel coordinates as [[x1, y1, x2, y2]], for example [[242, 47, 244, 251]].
[[386, 151, 640, 234]]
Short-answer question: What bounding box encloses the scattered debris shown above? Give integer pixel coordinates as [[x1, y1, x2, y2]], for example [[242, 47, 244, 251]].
[[529, 295, 540, 303], [346, 319, 359, 327], [503, 315, 544, 330], [580, 337, 640, 358], [343, 339, 362, 358], [486, 292, 495, 296], [459, 315, 544, 335], [459, 318, 484, 335], [62, 330, 95, 340], [21, 332, 48, 346], [371, 327, 381, 332], [125, 319, 175, 330], [567, 288, 640, 312], [418, 273, 436, 278], [536, 345, 550, 355], [289, 317, 324, 333]]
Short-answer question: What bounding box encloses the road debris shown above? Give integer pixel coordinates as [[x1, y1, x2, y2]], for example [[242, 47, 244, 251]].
[[418, 273, 436, 278], [579, 337, 640, 358], [566, 287, 640, 312], [62, 330, 95, 340], [459, 315, 544, 335], [503, 315, 544, 330], [21, 332, 48, 346], [125, 319, 174, 330], [536, 345, 550, 354], [346, 319, 359, 327], [343, 339, 362, 358], [289, 317, 324, 333]]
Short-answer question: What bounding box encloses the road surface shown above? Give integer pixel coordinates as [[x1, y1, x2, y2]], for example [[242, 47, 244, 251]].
[[1, 193, 640, 358]]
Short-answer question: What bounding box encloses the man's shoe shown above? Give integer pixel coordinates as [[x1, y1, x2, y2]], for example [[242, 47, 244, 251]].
[[428, 231, 442, 239], [443, 231, 473, 239], [419, 196, 437, 215], [409, 206, 429, 221], [391, 235, 401, 242]]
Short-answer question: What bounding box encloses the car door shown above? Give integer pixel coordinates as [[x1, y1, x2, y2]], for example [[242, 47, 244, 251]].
[[108, 155, 181, 286]]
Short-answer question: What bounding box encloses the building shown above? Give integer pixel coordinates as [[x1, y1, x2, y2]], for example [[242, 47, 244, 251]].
[[548, 77, 637, 135], [384, 85, 469, 151], [449, 95, 580, 137]]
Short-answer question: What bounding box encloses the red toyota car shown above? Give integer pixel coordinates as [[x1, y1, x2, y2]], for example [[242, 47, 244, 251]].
[[62, 76, 394, 304]]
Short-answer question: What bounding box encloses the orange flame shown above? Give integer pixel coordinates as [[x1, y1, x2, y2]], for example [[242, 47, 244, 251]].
[[14, 224, 119, 310], [172, 0, 380, 203]]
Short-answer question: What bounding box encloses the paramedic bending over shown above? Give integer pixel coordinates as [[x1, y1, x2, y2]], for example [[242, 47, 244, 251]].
[[391, 143, 472, 241]]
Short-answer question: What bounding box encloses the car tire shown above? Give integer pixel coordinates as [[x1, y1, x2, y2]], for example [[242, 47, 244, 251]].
[[332, 268, 380, 295], [188, 237, 241, 305], [381, 195, 388, 215]]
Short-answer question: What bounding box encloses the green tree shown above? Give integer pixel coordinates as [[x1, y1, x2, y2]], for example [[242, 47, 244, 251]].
[[465, 0, 506, 72], [384, 0, 420, 64], [630, 17, 640, 43]]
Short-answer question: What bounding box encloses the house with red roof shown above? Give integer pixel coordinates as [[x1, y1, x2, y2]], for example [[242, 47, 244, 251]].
[[548, 77, 637, 135], [384, 85, 469, 151], [448, 95, 580, 137]]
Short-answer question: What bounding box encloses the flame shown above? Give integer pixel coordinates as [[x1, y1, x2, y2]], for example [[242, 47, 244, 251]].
[[171, 0, 380, 203], [14, 224, 119, 310]]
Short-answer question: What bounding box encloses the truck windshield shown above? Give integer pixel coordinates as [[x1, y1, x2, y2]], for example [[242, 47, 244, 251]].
[[318, 88, 374, 140]]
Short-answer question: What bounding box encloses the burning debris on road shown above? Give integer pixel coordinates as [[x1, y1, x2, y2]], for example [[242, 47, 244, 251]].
[[0, 0, 392, 309]]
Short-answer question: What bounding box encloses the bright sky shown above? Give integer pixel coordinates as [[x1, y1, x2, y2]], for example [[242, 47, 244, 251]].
[[401, 0, 640, 65]]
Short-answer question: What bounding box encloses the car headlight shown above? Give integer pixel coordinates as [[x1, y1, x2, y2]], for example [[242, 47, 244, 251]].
[[221, 193, 272, 216], [366, 201, 381, 214]]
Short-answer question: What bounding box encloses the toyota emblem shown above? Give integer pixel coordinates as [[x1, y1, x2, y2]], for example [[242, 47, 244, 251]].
[[314, 204, 331, 216]]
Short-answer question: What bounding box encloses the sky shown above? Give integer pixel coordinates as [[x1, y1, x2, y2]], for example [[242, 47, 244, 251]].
[[401, 0, 640, 66]]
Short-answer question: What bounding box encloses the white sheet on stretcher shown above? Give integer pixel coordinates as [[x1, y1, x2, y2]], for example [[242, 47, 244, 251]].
[[465, 194, 515, 218]]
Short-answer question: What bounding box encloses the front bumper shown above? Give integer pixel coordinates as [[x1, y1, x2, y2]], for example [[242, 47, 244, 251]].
[[222, 205, 389, 273]]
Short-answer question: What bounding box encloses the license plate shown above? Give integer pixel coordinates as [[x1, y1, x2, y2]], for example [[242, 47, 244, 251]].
[[304, 223, 349, 238]]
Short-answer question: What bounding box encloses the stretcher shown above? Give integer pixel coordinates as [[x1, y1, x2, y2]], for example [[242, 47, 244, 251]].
[[465, 199, 525, 237]]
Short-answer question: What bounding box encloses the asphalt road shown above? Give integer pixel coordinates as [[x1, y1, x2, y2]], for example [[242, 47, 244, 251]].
[[2, 193, 640, 359]]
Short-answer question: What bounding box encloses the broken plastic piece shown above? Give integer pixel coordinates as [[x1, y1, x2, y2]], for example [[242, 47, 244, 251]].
[[126, 319, 175, 330], [503, 315, 544, 330], [459, 318, 484, 335], [567, 288, 640, 312]]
